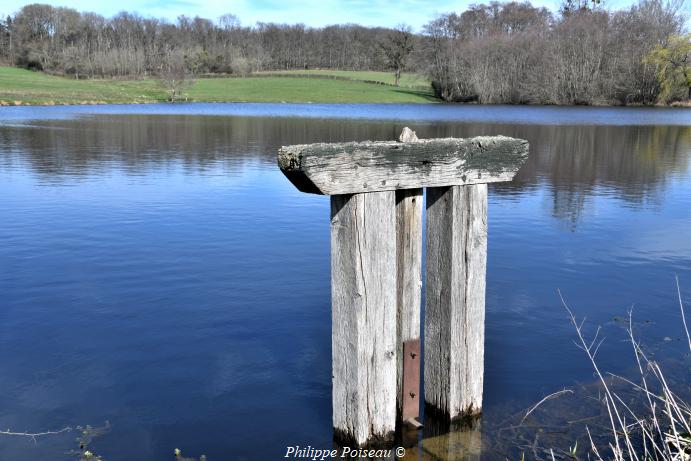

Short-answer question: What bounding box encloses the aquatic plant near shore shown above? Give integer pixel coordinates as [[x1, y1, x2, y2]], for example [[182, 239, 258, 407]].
[[174, 448, 207, 461], [558, 277, 691, 461], [0, 422, 110, 460]]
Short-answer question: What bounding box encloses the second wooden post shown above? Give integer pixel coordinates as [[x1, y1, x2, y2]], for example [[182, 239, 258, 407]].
[[425, 184, 488, 420]]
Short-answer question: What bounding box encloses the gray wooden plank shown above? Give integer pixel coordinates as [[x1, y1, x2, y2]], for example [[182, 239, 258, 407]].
[[424, 184, 487, 420], [396, 187, 423, 419], [278, 136, 528, 195], [331, 191, 397, 446], [394, 127, 424, 421]]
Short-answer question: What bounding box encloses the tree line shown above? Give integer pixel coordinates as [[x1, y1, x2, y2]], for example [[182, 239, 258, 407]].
[[422, 0, 688, 104], [0, 5, 396, 78], [0, 1, 688, 104]]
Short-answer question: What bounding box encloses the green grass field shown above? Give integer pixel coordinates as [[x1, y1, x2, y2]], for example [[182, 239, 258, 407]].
[[254, 70, 430, 88], [188, 76, 435, 103], [0, 67, 436, 105], [0, 67, 164, 104]]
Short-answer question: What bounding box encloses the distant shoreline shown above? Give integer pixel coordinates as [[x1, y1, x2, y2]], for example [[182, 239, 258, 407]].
[[2, 67, 689, 108], [2, 99, 688, 109], [0, 67, 438, 106]]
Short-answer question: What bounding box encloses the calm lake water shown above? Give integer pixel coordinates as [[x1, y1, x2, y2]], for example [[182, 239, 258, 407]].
[[1, 104, 690, 460]]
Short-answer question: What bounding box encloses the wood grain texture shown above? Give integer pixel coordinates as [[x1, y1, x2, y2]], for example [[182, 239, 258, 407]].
[[395, 188, 423, 418], [278, 136, 528, 195], [424, 184, 487, 420], [331, 191, 397, 446], [394, 127, 423, 420]]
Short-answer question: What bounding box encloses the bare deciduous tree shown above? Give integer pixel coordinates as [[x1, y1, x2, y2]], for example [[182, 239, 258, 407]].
[[158, 50, 194, 101], [421, 0, 685, 105], [380, 24, 414, 86]]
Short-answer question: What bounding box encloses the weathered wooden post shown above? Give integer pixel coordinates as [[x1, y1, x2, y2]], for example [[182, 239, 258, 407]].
[[425, 184, 487, 419], [396, 127, 423, 428], [278, 129, 528, 446]]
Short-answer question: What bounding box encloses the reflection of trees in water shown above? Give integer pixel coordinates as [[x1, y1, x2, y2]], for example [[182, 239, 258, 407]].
[[549, 188, 589, 230], [0, 116, 411, 179], [1, 117, 689, 224], [1, 116, 285, 178], [416, 123, 691, 226]]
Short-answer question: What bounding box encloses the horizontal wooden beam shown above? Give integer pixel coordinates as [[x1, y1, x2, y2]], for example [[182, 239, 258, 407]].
[[278, 136, 528, 195]]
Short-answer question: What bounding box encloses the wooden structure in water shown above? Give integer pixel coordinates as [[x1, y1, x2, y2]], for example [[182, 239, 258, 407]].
[[278, 128, 529, 447]]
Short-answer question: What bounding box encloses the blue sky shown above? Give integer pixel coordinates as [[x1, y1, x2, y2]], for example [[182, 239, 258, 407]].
[[0, 0, 647, 30]]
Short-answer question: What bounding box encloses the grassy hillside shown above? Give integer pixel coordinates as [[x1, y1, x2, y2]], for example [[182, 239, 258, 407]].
[[0, 67, 436, 105], [0, 67, 163, 104], [254, 70, 430, 88], [188, 76, 435, 103]]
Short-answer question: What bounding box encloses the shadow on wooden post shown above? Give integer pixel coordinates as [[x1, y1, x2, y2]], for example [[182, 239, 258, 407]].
[[278, 128, 528, 447]]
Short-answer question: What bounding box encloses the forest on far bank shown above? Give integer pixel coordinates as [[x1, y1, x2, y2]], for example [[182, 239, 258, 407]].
[[0, 0, 689, 106]]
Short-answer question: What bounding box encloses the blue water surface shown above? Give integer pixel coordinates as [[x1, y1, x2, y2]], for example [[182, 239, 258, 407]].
[[0, 104, 689, 460]]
